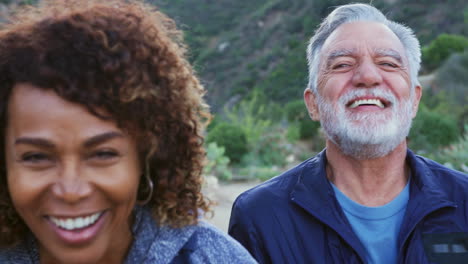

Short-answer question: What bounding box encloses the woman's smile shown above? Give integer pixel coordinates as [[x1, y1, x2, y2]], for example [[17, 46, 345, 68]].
[[46, 210, 108, 245]]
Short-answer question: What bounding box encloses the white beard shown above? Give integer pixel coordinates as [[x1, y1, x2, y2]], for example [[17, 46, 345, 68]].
[[317, 88, 415, 160]]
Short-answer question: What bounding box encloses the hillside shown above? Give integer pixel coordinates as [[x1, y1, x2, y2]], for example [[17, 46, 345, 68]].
[[150, 0, 468, 111], [1, 0, 467, 111]]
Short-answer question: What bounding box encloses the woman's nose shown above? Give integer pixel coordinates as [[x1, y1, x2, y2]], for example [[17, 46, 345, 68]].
[[51, 160, 92, 204]]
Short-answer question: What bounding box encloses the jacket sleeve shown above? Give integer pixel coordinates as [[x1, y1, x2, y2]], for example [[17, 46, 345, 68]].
[[228, 195, 270, 264]]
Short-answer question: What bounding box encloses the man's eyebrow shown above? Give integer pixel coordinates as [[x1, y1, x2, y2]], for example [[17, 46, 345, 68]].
[[374, 48, 403, 64], [83, 131, 125, 148], [325, 49, 356, 68], [15, 137, 55, 149]]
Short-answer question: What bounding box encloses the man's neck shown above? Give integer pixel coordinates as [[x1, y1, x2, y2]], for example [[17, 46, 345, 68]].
[[326, 140, 409, 207]]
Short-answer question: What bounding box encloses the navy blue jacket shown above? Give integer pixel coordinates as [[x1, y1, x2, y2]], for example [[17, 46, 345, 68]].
[[229, 150, 468, 263]]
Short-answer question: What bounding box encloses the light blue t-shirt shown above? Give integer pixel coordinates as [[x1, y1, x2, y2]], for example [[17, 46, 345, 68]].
[[331, 180, 410, 264]]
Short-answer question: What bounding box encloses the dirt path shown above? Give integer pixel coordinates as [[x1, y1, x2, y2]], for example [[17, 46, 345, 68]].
[[203, 178, 260, 232]]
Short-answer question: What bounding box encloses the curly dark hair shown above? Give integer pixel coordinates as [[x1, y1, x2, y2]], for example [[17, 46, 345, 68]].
[[0, 0, 211, 247]]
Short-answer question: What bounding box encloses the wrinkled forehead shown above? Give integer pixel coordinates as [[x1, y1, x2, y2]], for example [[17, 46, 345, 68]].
[[320, 21, 408, 65]]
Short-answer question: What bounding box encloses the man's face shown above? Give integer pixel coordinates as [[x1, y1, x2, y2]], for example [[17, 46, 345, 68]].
[[305, 21, 421, 159]]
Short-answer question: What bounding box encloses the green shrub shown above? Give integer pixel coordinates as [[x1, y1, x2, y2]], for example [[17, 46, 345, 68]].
[[286, 123, 301, 142], [285, 100, 308, 122], [224, 91, 272, 147], [432, 51, 468, 130], [238, 166, 281, 182], [284, 99, 320, 139], [437, 124, 467, 173], [409, 105, 460, 151], [204, 142, 233, 181], [422, 34, 468, 72], [206, 122, 248, 164], [299, 120, 320, 140]]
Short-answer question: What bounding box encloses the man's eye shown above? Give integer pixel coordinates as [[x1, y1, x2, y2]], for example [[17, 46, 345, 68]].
[[379, 62, 398, 68], [332, 63, 351, 69]]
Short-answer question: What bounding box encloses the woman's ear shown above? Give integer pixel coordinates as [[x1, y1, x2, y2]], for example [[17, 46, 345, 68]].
[[304, 88, 320, 121]]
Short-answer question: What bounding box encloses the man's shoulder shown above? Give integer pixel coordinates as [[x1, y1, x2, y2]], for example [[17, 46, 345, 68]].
[[235, 155, 320, 208], [412, 153, 468, 185], [410, 152, 468, 201]]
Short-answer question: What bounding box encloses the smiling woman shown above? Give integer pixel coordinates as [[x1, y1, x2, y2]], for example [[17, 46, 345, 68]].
[[0, 0, 255, 263]]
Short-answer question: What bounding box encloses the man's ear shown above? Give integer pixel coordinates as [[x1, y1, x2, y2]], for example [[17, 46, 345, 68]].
[[304, 88, 320, 121], [411, 85, 422, 118]]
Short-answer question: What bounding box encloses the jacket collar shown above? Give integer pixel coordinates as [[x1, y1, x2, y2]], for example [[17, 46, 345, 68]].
[[290, 149, 368, 261], [397, 150, 457, 248]]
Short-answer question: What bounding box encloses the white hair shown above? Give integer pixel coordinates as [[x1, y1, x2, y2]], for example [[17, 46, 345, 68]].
[[306, 3, 421, 94]]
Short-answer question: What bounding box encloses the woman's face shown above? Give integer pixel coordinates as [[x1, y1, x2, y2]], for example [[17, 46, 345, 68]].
[[5, 83, 141, 263]]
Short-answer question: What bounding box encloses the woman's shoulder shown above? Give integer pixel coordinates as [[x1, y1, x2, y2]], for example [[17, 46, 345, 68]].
[[0, 237, 38, 264], [175, 221, 257, 263]]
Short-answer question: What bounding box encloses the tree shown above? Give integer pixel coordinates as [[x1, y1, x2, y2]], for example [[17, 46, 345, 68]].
[[422, 34, 468, 72]]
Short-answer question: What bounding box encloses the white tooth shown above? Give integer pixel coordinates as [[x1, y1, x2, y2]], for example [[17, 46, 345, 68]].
[[59, 219, 66, 228], [92, 213, 99, 222], [84, 216, 91, 226], [350, 101, 359, 108], [76, 217, 84, 228], [66, 219, 75, 230], [376, 100, 384, 108], [51, 217, 59, 226]]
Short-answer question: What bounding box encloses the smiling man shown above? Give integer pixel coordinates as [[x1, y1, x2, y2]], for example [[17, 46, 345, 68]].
[[229, 3, 468, 264]]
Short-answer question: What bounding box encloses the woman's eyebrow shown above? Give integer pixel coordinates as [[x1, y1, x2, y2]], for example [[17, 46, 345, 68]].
[[83, 131, 125, 148], [14, 137, 55, 149]]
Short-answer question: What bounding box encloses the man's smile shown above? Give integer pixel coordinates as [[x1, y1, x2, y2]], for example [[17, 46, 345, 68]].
[[347, 98, 388, 109]]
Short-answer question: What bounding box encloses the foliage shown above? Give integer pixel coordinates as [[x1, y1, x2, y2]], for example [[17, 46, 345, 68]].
[[240, 126, 293, 168], [431, 50, 468, 129], [286, 123, 300, 142], [206, 122, 248, 164], [284, 99, 320, 139], [224, 90, 272, 147], [255, 42, 308, 102], [409, 104, 460, 151], [204, 142, 233, 181], [237, 166, 281, 182], [435, 124, 468, 173], [422, 34, 468, 72], [298, 121, 321, 140], [148, 0, 468, 110], [285, 99, 308, 122]]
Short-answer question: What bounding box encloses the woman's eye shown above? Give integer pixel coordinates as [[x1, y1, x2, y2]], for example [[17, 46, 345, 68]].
[[91, 150, 119, 160], [21, 152, 51, 163]]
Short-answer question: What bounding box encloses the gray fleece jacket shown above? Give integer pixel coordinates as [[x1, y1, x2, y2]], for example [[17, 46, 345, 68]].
[[0, 206, 257, 263]]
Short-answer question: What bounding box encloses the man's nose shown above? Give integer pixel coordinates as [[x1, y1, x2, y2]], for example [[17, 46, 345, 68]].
[[51, 160, 92, 204], [351, 60, 382, 88]]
